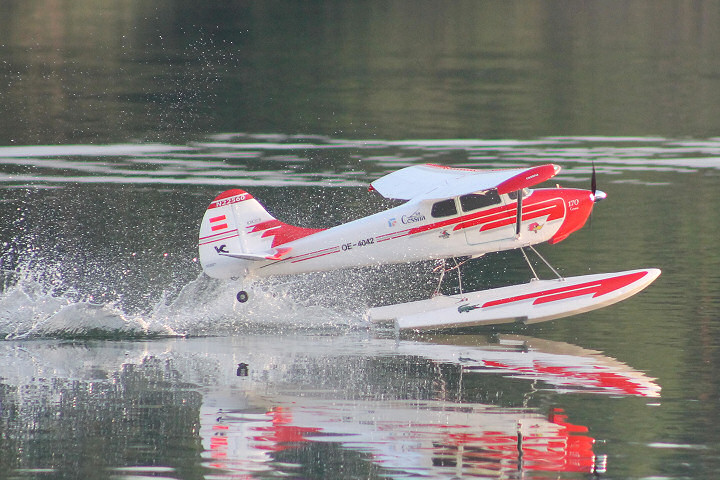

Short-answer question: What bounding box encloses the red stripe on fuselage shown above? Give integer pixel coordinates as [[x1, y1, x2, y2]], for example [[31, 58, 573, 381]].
[[403, 197, 565, 237], [477, 201, 563, 232], [289, 248, 341, 263]]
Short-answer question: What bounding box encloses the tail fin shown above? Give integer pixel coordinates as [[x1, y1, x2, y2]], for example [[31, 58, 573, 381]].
[[198, 189, 323, 279]]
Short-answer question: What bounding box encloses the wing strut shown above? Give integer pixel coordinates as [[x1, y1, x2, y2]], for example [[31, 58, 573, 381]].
[[515, 191, 523, 236], [521, 245, 564, 281]]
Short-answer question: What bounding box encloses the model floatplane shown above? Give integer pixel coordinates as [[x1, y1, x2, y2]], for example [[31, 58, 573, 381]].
[[199, 163, 660, 330]]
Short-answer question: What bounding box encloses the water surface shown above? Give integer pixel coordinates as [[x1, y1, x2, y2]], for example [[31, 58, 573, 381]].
[[1, 135, 719, 479], [2, 1, 720, 479]]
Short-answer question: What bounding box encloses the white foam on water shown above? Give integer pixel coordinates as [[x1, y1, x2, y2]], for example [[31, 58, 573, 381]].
[[0, 259, 370, 340], [150, 274, 366, 337], [0, 281, 161, 340]]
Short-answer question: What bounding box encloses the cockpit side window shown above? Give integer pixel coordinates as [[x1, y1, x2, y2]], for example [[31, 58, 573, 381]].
[[460, 189, 501, 212], [431, 198, 457, 218], [507, 188, 531, 201]]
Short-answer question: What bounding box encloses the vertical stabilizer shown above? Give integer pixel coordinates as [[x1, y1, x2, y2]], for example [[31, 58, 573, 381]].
[[198, 190, 273, 279], [198, 189, 323, 279]]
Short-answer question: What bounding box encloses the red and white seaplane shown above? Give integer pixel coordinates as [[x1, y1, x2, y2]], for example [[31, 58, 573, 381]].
[[199, 163, 660, 330]]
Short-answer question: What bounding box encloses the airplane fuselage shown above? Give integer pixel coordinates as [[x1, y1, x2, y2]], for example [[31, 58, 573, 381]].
[[235, 186, 594, 279]]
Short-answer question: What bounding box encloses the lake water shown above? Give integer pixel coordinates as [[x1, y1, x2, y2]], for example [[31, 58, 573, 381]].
[[2, 2, 720, 479]]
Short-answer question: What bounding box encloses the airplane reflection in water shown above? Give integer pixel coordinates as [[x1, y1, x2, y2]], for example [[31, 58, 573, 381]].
[[206, 401, 598, 477], [0, 333, 659, 478], [413, 335, 661, 397], [200, 334, 660, 478]]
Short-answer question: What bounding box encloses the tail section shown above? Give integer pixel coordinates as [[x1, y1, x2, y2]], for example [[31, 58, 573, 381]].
[[198, 189, 323, 279]]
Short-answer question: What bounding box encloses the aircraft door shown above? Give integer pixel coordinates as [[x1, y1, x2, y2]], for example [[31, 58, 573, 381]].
[[462, 190, 516, 245]]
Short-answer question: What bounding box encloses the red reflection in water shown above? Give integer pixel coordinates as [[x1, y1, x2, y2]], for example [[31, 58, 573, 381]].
[[251, 407, 322, 452], [433, 408, 597, 474], [204, 403, 604, 477], [477, 358, 657, 396]]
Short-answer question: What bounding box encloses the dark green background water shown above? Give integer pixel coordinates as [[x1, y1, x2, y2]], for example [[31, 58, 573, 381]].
[[1, 1, 720, 479], [3, 0, 720, 144]]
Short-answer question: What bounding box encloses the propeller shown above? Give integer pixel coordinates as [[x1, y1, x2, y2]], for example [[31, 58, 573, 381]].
[[590, 160, 606, 203], [588, 160, 604, 233]]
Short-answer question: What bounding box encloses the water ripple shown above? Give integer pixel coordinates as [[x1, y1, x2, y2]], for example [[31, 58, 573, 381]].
[[1, 134, 719, 188]]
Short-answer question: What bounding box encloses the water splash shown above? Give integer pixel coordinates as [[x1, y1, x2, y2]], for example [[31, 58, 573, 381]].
[[0, 255, 372, 340], [0, 278, 157, 340], [150, 272, 369, 337]]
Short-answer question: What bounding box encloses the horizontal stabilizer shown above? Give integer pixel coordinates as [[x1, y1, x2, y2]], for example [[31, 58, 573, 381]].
[[220, 247, 292, 262]]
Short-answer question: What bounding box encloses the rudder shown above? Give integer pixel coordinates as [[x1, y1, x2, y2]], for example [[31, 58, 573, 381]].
[[198, 189, 275, 279], [198, 189, 324, 279]]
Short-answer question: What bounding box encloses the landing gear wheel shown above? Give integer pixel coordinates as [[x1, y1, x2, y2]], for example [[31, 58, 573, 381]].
[[236, 290, 249, 303]]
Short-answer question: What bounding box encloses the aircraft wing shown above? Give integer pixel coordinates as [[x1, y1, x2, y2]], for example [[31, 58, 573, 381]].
[[369, 163, 561, 201]]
